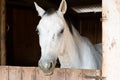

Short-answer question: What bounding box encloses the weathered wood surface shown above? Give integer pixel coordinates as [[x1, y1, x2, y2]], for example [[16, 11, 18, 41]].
[[102, 0, 120, 80], [0, 66, 101, 80], [0, 0, 6, 65]]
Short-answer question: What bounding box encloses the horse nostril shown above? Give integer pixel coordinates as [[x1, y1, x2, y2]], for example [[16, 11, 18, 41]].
[[38, 60, 54, 72], [49, 62, 53, 69]]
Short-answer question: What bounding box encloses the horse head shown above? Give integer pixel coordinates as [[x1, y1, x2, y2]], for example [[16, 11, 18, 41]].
[[34, 0, 68, 75]]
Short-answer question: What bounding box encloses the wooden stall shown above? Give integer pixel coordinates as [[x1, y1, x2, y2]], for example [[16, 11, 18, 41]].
[[0, 66, 101, 80]]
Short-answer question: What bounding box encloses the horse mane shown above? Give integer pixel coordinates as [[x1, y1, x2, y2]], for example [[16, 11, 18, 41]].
[[64, 14, 73, 34]]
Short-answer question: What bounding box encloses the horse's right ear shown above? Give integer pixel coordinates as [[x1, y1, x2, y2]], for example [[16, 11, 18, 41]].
[[58, 0, 67, 15], [34, 2, 45, 17]]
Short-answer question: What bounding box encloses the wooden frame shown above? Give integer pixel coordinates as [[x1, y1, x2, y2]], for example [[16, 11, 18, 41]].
[[102, 0, 120, 80], [0, 0, 6, 65], [1, 0, 120, 79]]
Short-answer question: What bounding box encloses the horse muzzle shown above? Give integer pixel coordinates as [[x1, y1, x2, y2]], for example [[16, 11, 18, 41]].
[[38, 59, 56, 75]]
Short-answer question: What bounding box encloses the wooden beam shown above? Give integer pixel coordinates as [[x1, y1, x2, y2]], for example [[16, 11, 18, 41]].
[[0, 0, 6, 65], [45, 0, 101, 7], [72, 4, 101, 13], [102, 0, 120, 80], [6, 0, 57, 10], [35, 0, 57, 10], [0, 66, 101, 80], [66, 0, 101, 7]]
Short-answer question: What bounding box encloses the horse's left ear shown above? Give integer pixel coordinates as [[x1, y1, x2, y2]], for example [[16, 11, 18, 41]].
[[34, 2, 45, 17], [58, 0, 67, 15]]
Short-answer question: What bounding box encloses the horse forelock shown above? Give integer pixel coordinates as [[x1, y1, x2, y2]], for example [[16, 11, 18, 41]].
[[43, 9, 56, 16], [42, 8, 73, 35]]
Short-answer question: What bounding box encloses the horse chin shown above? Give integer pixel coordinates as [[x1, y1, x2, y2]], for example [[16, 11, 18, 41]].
[[44, 71, 53, 76]]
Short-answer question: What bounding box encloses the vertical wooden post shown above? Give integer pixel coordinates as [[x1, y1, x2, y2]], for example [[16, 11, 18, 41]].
[[102, 0, 120, 80], [0, 0, 6, 65]]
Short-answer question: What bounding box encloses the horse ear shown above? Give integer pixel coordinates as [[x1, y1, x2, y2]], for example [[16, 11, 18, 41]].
[[34, 2, 45, 17], [58, 0, 67, 14]]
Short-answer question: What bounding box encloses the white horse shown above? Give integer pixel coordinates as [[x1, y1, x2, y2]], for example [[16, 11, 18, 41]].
[[34, 0, 102, 75]]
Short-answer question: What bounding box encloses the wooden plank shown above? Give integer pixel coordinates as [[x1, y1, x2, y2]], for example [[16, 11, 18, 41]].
[[36, 67, 50, 80], [102, 0, 120, 80], [21, 67, 36, 80], [0, 0, 1, 64], [0, 66, 101, 80], [0, 66, 8, 80], [9, 66, 22, 80], [82, 69, 100, 80], [51, 68, 65, 80], [0, 0, 6, 65], [65, 68, 82, 80]]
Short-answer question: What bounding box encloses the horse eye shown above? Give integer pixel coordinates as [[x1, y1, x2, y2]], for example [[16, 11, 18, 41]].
[[36, 29, 40, 35], [60, 29, 64, 34]]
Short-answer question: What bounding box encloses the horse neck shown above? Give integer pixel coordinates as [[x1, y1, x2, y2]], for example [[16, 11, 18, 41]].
[[58, 24, 82, 68], [71, 26, 101, 69], [58, 22, 101, 69]]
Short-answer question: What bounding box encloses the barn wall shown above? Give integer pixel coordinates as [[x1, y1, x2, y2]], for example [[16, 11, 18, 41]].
[[6, 4, 41, 66], [80, 18, 102, 44], [69, 12, 102, 44], [72, 13, 102, 44]]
